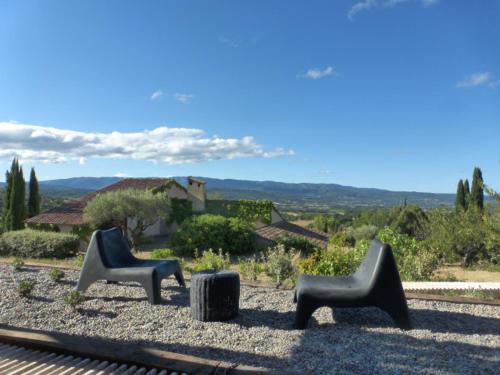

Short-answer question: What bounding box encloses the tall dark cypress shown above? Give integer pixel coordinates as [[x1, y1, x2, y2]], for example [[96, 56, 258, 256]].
[[2, 159, 26, 231], [2, 160, 15, 230], [463, 179, 470, 210], [455, 179, 465, 211], [28, 168, 41, 218], [471, 167, 484, 210]]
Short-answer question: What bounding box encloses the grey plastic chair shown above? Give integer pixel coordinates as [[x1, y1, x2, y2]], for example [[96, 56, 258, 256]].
[[294, 239, 411, 329], [76, 227, 185, 304]]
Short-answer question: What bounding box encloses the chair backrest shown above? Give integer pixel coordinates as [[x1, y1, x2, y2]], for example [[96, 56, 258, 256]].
[[96, 227, 136, 268], [354, 239, 394, 285]]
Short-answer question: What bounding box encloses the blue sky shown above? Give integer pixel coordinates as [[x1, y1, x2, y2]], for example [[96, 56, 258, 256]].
[[0, 0, 499, 193]]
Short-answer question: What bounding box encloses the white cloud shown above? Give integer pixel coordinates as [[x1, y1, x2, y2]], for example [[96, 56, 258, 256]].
[[348, 0, 439, 20], [298, 66, 337, 80], [79, 157, 86, 165], [150, 90, 163, 101], [218, 36, 239, 48], [0, 122, 294, 165], [174, 93, 194, 104], [114, 173, 129, 178], [456, 72, 493, 88], [348, 0, 378, 20]]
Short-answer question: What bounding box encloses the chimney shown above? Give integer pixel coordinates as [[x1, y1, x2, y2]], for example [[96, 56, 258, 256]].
[[187, 177, 207, 211]]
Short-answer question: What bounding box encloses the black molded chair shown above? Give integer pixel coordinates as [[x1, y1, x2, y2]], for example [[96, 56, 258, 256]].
[[76, 227, 185, 304], [294, 239, 411, 329]]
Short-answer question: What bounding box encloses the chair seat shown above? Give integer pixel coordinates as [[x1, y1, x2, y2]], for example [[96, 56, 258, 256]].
[[297, 274, 369, 301]]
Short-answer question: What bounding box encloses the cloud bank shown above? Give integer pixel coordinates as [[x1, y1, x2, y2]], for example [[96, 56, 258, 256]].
[[0, 122, 294, 165]]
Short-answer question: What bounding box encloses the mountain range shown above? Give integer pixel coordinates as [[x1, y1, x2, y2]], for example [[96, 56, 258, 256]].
[[0, 176, 459, 211]]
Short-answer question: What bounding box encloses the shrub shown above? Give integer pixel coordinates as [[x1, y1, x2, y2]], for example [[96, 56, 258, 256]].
[[64, 291, 85, 309], [299, 245, 367, 277], [170, 214, 255, 256], [18, 280, 35, 297], [262, 244, 298, 284], [12, 257, 24, 271], [49, 268, 65, 282], [346, 225, 379, 242], [0, 229, 79, 259], [329, 231, 355, 247], [191, 249, 230, 272], [378, 227, 440, 281], [238, 255, 263, 281], [151, 248, 175, 259], [276, 234, 318, 254]]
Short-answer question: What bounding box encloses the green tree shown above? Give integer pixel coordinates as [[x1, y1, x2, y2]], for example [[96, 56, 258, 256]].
[[392, 204, 429, 239], [471, 167, 484, 210], [27, 168, 41, 218], [463, 179, 470, 210], [455, 179, 466, 211], [2, 158, 26, 231], [83, 189, 170, 248]]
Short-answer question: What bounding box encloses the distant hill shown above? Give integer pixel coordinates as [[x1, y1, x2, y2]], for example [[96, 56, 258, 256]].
[[193, 177, 457, 211], [0, 176, 461, 211]]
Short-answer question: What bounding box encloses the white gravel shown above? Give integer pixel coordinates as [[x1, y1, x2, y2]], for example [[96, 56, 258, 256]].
[[1, 264, 499, 374]]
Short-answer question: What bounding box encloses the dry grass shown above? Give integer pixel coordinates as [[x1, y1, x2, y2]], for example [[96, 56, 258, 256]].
[[435, 264, 500, 282]]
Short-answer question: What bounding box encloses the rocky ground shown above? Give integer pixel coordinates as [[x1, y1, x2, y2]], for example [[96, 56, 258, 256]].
[[0, 264, 499, 374]]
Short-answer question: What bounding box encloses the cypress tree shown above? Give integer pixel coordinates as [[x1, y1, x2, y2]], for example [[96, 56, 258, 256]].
[[2, 161, 14, 230], [2, 159, 26, 231], [28, 168, 41, 217], [455, 179, 465, 211], [463, 179, 470, 210], [471, 167, 484, 210]]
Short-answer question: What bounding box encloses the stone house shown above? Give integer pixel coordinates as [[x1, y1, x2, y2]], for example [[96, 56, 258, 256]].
[[26, 177, 328, 247]]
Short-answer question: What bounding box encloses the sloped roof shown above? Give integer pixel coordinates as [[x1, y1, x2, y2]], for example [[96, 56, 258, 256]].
[[255, 221, 329, 248], [26, 178, 176, 226]]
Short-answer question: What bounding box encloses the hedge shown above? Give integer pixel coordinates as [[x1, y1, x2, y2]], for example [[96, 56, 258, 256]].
[[170, 214, 255, 256], [0, 229, 80, 258]]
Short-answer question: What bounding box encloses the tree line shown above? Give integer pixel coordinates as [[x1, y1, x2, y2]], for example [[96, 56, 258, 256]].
[[1, 158, 41, 231]]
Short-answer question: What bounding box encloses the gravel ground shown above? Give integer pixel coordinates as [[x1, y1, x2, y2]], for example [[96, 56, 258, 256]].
[[1, 264, 499, 374]]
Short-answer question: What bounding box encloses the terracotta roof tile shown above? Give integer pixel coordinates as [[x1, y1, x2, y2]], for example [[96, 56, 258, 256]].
[[26, 178, 175, 226], [255, 221, 328, 248]]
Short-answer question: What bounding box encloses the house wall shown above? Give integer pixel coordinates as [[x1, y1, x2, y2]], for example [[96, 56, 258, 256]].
[[57, 224, 74, 233]]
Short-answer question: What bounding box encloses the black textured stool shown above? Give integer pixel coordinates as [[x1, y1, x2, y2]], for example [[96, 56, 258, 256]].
[[190, 270, 240, 322]]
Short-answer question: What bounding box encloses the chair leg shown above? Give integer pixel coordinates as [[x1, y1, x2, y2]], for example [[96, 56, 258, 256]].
[[379, 302, 412, 330], [141, 277, 161, 305], [76, 272, 98, 293], [174, 270, 186, 287], [294, 300, 317, 329]]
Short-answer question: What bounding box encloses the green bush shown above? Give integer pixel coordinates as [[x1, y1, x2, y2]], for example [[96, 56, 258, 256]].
[[276, 234, 318, 254], [170, 214, 255, 256], [64, 291, 85, 309], [18, 280, 35, 297], [346, 224, 379, 242], [378, 227, 440, 281], [190, 249, 230, 272], [49, 268, 65, 282], [238, 255, 263, 281], [12, 257, 24, 271], [329, 231, 355, 247], [299, 245, 367, 277], [151, 248, 175, 259], [0, 229, 79, 259], [262, 244, 298, 284]]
